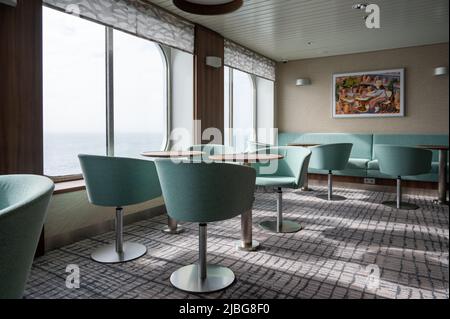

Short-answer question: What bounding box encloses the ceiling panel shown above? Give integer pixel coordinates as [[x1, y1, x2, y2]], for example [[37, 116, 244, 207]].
[[145, 0, 449, 61]]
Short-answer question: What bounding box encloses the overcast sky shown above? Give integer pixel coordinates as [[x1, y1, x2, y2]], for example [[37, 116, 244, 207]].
[[43, 7, 165, 134]]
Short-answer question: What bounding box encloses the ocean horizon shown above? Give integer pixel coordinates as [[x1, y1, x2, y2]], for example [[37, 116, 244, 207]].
[[44, 132, 164, 176]]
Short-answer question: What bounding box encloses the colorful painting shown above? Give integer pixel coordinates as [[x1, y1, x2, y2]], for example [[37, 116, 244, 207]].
[[332, 69, 404, 118]]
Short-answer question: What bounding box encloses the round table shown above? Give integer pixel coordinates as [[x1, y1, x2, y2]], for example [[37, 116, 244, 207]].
[[209, 153, 284, 252], [141, 150, 205, 234], [287, 143, 321, 191], [141, 150, 204, 158], [417, 145, 449, 205]]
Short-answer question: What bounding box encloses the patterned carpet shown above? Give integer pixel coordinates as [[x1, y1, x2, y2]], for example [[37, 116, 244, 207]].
[[25, 186, 449, 299]]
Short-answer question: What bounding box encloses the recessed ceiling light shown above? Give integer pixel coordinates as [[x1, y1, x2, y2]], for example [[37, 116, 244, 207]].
[[173, 0, 243, 15]]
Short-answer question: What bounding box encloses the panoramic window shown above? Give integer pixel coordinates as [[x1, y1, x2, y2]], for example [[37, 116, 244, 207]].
[[43, 7, 106, 177], [113, 30, 167, 157], [43, 7, 168, 178], [231, 69, 256, 153]]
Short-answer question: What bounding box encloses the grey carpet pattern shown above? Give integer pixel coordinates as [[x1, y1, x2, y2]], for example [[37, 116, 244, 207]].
[[25, 186, 449, 299]]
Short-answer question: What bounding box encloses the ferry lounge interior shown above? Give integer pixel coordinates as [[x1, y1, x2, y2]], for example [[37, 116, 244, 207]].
[[0, 0, 448, 300]]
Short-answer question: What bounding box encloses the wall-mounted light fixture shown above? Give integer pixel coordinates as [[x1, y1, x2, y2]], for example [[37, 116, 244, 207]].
[[296, 78, 311, 86], [0, 0, 17, 7], [206, 56, 222, 68], [434, 66, 448, 76]]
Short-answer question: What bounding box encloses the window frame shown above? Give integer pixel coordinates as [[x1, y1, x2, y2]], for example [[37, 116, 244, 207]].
[[42, 6, 170, 182]]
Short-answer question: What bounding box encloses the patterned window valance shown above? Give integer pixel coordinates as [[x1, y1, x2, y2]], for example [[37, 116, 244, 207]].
[[43, 0, 195, 53], [224, 39, 276, 81]]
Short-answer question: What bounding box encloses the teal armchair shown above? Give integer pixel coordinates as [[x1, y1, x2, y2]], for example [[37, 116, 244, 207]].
[[309, 143, 353, 201], [155, 160, 256, 293], [253, 147, 312, 233], [0, 175, 54, 299], [79, 154, 162, 263], [374, 145, 432, 209]]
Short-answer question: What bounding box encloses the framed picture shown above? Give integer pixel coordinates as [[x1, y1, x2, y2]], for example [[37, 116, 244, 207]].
[[332, 68, 405, 118]]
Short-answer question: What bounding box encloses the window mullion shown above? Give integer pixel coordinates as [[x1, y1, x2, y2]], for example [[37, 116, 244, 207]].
[[229, 68, 234, 147], [252, 74, 257, 143], [106, 27, 115, 156]]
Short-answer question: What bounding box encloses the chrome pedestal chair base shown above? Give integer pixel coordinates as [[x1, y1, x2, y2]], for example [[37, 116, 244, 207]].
[[91, 242, 147, 263], [259, 220, 302, 233], [171, 223, 235, 293], [260, 188, 303, 234], [316, 171, 346, 201], [382, 177, 420, 210], [382, 201, 419, 210], [170, 264, 235, 293], [316, 194, 347, 201], [91, 207, 147, 264]]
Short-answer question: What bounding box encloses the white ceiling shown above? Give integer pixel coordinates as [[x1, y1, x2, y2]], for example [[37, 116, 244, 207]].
[[147, 0, 449, 61]]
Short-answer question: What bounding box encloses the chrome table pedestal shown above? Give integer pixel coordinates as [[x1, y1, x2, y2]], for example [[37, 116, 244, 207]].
[[236, 209, 260, 251], [417, 145, 448, 206], [162, 216, 185, 234], [301, 172, 314, 191], [436, 149, 448, 205]]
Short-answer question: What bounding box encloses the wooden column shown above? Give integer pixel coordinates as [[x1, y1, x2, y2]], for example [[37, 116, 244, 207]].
[[0, 0, 45, 256], [194, 25, 225, 144]]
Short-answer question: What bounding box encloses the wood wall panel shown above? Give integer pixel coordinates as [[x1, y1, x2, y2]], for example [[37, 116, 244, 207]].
[[194, 25, 224, 144], [0, 0, 44, 256], [0, 0, 43, 175]]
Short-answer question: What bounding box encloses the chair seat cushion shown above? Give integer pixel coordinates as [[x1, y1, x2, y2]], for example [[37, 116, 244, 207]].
[[256, 176, 297, 188], [347, 158, 369, 170]]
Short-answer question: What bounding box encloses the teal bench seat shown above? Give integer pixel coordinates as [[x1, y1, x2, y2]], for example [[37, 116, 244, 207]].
[[278, 132, 449, 182]]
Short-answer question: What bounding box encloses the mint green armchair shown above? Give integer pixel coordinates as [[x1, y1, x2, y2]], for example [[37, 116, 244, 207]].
[[374, 145, 432, 210], [253, 147, 312, 233], [155, 160, 256, 293], [246, 141, 272, 153], [79, 155, 162, 263], [309, 143, 353, 201], [0, 175, 54, 299]]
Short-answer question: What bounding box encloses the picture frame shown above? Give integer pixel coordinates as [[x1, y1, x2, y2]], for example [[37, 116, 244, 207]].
[[332, 68, 405, 118]]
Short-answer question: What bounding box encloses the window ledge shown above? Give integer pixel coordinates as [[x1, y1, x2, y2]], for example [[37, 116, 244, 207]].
[[54, 179, 86, 195]]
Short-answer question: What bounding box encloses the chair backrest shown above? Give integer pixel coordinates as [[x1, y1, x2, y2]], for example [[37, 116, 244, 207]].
[[309, 143, 353, 171], [155, 160, 256, 223], [374, 145, 432, 177], [253, 147, 312, 189], [0, 175, 54, 299], [246, 141, 272, 153], [79, 155, 162, 207]]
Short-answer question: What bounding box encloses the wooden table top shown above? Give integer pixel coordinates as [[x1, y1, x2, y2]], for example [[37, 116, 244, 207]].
[[417, 145, 449, 151], [209, 153, 284, 163], [141, 150, 204, 158], [288, 143, 321, 148]]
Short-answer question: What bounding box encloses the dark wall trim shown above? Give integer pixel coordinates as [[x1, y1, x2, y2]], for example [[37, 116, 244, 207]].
[[0, 0, 45, 256], [194, 25, 225, 144]]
